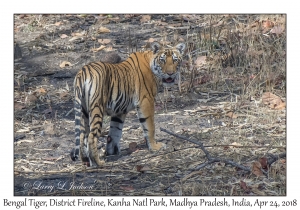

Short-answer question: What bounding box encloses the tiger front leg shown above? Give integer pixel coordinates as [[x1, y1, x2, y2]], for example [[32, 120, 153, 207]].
[[106, 114, 127, 156], [137, 99, 166, 151]]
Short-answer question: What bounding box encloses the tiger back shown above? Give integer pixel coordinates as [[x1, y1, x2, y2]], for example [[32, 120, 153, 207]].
[[70, 42, 185, 167]]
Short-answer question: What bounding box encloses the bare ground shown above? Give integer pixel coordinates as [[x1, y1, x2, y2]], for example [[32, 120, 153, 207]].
[[14, 14, 286, 196]]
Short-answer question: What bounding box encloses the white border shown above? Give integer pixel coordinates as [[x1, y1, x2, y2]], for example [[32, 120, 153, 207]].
[[3, 0, 298, 209]]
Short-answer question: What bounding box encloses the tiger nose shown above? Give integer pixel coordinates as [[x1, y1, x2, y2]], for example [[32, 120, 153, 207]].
[[167, 72, 174, 75]]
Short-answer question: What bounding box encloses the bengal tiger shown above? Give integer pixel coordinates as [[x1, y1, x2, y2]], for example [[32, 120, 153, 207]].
[[70, 42, 185, 167]]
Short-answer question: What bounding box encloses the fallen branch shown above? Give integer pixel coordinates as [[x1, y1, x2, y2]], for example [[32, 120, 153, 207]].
[[160, 127, 285, 176], [267, 152, 286, 166]]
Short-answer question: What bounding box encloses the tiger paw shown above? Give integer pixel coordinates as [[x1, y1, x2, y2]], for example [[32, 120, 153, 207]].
[[70, 148, 79, 161], [88, 158, 105, 167], [150, 142, 166, 151]]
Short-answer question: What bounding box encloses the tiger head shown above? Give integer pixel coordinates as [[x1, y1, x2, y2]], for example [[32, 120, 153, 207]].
[[150, 42, 186, 87]]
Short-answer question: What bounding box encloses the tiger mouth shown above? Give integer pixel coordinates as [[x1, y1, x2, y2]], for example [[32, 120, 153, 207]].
[[162, 77, 175, 83]]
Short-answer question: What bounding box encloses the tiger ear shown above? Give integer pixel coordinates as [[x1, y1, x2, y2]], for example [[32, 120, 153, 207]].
[[151, 42, 161, 54], [175, 43, 186, 55]]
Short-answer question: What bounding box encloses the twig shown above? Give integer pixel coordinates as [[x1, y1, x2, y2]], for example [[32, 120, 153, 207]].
[[65, 108, 74, 116], [160, 127, 211, 159]]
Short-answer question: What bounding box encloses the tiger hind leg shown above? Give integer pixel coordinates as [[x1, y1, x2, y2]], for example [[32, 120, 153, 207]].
[[106, 114, 127, 155], [71, 100, 90, 164], [86, 106, 105, 167]]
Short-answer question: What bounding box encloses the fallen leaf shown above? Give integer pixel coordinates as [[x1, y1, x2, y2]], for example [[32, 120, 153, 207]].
[[140, 15, 151, 23], [60, 34, 68, 39], [37, 87, 47, 95], [213, 20, 224, 27], [262, 20, 274, 29], [240, 180, 250, 192], [98, 27, 110, 33], [274, 101, 286, 110], [120, 185, 134, 191], [54, 22, 62, 26], [59, 61, 72, 68], [21, 166, 32, 172], [226, 111, 238, 119], [69, 36, 83, 42], [139, 165, 151, 172], [270, 26, 284, 35], [100, 19, 110, 25], [280, 159, 286, 164], [136, 165, 151, 173], [194, 56, 206, 66], [259, 157, 268, 170], [262, 92, 285, 110], [60, 92, 69, 99], [98, 39, 111, 44], [252, 161, 263, 177], [129, 142, 138, 152], [71, 32, 84, 37], [108, 17, 119, 21], [44, 123, 55, 135], [178, 37, 185, 42], [136, 165, 143, 172], [25, 94, 37, 105], [91, 45, 106, 52], [229, 142, 242, 148], [124, 14, 133, 18]]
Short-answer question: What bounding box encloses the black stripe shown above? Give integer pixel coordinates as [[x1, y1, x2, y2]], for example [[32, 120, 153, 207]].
[[91, 113, 102, 123], [91, 127, 101, 133], [111, 117, 124, 124], [93, 121, 103, 128], [82, 66, 88, 81], [82, 106, 88, 119], [139, 117, 148, 123]]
